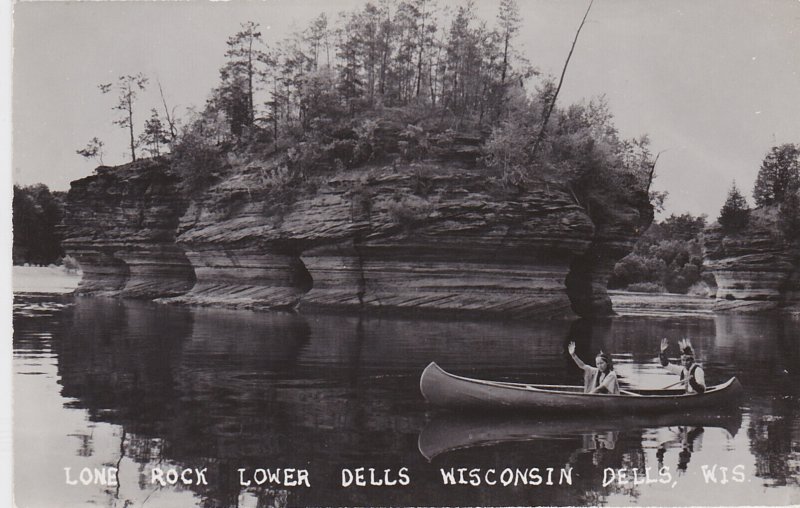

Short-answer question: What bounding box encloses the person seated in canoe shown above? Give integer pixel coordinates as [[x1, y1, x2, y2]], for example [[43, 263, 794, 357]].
[[567, 342, 620, 395], [659, 338, 706, 394]]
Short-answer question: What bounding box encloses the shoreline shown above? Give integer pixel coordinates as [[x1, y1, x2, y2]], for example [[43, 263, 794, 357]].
[[608, 290, 715, 317], [14, 266, 795, 318], [12, 265, 82, 294]]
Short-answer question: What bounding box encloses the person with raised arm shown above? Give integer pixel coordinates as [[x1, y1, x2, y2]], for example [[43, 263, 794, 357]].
[[567, 342, 620, 395], [659, 338, 706, 394]]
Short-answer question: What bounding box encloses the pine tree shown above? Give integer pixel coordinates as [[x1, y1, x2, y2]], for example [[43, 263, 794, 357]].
[[443, 2, 481, 114], [413, 0, 437, 99], [139, 109, 170, 157], [718, 181, 751, 234], [336, 14, 364, 107], [497, 0, 521, 85], [753, 143, 800, 207], [99, 73, 149, 162], [220, 21, 268, 136], [76, 137, 105, 165], [306, 13, 331, 70]]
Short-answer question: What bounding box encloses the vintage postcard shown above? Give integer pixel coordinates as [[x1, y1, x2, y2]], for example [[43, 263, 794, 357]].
[[10, 1, 800, 507]]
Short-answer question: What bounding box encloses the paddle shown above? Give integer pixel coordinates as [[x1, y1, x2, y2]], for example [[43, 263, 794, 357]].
[[660, 378, 689, 390]]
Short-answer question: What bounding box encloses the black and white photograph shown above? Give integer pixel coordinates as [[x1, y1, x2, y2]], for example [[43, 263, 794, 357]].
[[9, 1, 800, 506]]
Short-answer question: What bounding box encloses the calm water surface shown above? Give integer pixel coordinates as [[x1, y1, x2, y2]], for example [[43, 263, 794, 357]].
[[13, 293, 800, 507]]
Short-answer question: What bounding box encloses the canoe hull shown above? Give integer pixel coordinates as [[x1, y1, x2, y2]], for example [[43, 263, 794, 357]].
[[420, 362, 743, 414]]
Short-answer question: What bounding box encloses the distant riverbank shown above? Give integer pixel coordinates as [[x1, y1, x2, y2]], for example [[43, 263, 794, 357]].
[[609, 290, 715, 317], [13, 265, 82, 293]]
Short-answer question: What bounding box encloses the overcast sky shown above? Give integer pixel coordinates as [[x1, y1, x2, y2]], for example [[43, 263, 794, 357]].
[[11, 0, 800, 218]]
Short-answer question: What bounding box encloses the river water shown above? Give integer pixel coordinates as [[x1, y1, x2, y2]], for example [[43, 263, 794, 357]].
[[12, 292, 800, 507]]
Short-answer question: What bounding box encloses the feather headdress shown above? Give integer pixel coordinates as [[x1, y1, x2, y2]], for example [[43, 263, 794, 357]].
[[678, 338, 695, 357]]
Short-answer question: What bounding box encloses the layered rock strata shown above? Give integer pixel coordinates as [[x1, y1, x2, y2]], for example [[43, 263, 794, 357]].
[[703, 213, 800, 313], [566, 173, 654, 316], [172, 163, 596, 318], [62, 160, 195, 298], [301, 179, 594, 318], [63, 155, 652, 318]]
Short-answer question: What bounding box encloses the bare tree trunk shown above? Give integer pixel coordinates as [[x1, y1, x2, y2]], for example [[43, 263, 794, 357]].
[[532, 0, 594, 158], [648, 150, 665, 191], [247, 38, 254, 125], [501, 33, 509, 85], [272, 78, 279, 145], [325, 30, 331, 68], [127, 95, 136, 162], [157, 79, 178, 142], [415, 2, 428, 98]]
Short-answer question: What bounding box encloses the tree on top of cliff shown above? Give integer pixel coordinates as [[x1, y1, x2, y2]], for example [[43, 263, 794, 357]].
[[219, 21, 269, 139], [99, 73, 149, 162], [139, 109, 171, 158], [76, 137, 105, 165], [230, 0, 529, 139], [483, 90, 655, 202], [778, 189, 800, 243], [718, 181, 751, 234], [170, 0, 653, 213], [753, 143, 800, 207], [171, 106, 228, 192], [173, 2, 531, 171], [497, 0, 521, 87]]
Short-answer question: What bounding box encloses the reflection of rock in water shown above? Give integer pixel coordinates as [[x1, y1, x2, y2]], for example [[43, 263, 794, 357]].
[[56, 298, 192, 421], [56, 299, 319, 444], [748, 411, 800, 487], [712, 314, 800, 487], [54, 301, 449, 504], [41, 299, 796, 506], [54, 299, 316, 505], [713, 314, 800, 384]]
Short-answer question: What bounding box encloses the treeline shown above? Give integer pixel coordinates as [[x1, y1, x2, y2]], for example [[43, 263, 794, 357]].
[[717, 143, 800, 243], [609, 213, 710, 295], [612, 142, 800, 295], [82, 1, 534, 167], [13, 184, 65, 265], [79, 0, 657, 205], [207, 0, 532, 144], [175, 0, 546, 191]]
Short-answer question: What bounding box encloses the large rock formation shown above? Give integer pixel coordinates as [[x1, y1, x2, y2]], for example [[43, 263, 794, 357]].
[[176, 162, 599, 318], [566, 173, 654, 316], [62, 150, 652, 319], [62, 159, 195, 298], [703, 210, 800, 313]]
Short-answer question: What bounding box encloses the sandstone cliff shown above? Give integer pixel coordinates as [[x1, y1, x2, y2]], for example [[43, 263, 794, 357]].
[[566, 173, 654, 316], [62, 159, 195, 298], [62, 150, 652, 319], [703, 209, 800, 313]]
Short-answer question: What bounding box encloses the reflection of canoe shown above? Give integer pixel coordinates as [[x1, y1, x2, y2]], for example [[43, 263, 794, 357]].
[[418, 411, 743, 461], [420, 362, 743, 413]]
